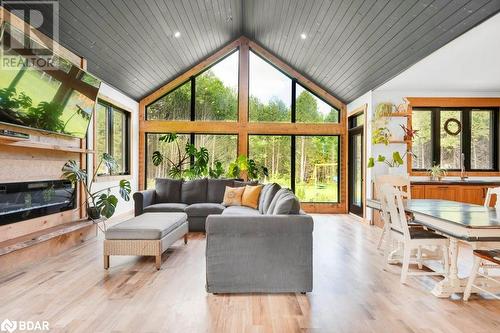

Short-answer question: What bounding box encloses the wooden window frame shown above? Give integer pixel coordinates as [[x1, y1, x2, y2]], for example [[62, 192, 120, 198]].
[[407, 97, 500, 177], [139, 37, 347, 213]]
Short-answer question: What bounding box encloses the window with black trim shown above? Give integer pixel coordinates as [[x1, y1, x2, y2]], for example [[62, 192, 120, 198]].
[[412, 107, 499, 171], [248, 50, 339, 123], [95, 100, 130, 176], [145, 50, 239, 121], [248, 134, 340, 203]]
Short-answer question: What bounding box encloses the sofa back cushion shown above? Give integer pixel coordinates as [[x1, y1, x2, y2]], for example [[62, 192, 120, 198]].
[[272, 192, 301, 215], [155, 178, 182, 203], [207, 179, 235, 203], [266, 188, 289, 215], [234, 180, 258, 187], [266, 188, 300, 215], [259, 183, 281, 214], [181, 178, 208, 204]]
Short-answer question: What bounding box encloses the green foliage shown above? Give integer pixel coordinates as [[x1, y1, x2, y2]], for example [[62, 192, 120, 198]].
[[428, 164, 447, 179], [61, 153, 131, 219], [368, 151, 407, 168], [372, 127, 391, 145], [209, 160, 225, 179], [152, 133, 224, 180], [227, 155, 269, 181], [97, 193, 119, 219]]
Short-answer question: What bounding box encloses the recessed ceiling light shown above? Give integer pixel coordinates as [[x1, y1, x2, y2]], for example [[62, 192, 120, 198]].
[[174, 31, 181, 38], [300, 33, 307, 40]]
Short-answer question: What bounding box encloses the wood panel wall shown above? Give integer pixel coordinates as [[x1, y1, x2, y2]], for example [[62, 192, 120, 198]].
[[0, 8, 90, 241], [139, 36, 348, 213]]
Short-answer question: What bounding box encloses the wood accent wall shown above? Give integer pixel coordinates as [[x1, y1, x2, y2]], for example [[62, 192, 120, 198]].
[[406, 97, 500, 176], [0, 8, 90, 241], [139, 36, 348, 213]]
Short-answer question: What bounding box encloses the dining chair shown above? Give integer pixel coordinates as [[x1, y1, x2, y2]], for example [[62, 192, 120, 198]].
[[484, 187, 500, 208], [375, 175, 411, 250], [463, 249, 500, 301], [381, 184, 449, 284]]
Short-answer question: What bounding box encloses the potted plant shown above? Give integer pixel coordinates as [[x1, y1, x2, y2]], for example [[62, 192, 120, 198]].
[[227, 155, 269, 181], [428, 164, 447, 181], [62, 153, 131, 222], [368, 151, 415, 175], [151, 133, 223, 179], [400, 124, 419, 141]]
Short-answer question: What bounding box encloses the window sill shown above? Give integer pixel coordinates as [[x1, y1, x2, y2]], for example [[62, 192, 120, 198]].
[[94, 174, 132, 183]]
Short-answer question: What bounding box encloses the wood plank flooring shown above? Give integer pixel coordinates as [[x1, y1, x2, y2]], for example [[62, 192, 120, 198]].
[[0, 215, 499, 333]]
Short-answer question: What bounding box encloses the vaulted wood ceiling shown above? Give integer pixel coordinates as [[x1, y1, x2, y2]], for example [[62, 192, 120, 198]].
[[4, 0, 500, 102]]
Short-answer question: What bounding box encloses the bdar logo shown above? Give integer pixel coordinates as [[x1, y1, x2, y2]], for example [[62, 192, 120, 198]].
[[0, 319, 17, 333]]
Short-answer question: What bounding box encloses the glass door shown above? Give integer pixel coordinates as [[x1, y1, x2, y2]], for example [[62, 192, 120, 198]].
[[348, 114, 364, 217]]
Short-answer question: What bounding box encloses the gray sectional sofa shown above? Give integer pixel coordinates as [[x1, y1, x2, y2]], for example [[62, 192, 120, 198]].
[[133, 178, 314, 293], [134, 178, 259, 231]]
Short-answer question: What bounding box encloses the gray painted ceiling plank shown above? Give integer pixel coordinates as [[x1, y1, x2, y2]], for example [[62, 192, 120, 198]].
[[340, 0, 500, 99], [306, 0, 366, 78], [334, 0, 480, 94], [320, 0, 425, 87], [10, 0, 498, 102]]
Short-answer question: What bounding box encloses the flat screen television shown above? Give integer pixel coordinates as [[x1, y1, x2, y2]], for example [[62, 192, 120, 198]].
[[0, 23, 101, 138]]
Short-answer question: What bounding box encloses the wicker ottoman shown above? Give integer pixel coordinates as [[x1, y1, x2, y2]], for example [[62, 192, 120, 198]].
[[104, 212, 188, 270]]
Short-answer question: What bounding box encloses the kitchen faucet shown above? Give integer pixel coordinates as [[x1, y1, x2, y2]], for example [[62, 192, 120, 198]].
[[460, 152, 468, 180]]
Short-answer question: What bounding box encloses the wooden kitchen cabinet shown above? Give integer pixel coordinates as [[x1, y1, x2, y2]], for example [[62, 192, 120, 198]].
[[410, 183, 498, 206]]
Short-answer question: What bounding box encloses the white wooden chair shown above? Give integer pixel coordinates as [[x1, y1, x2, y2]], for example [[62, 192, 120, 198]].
[[464, 250, 500, 301], [484, 187, 500, 208], [381, 184, 449, 284], [375, 175, 411, 250]]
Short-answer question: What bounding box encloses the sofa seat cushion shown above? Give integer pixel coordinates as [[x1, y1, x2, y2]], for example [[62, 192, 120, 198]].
[[143, 203, 188, 213], [182, 178, 208, 204], [185, 203, 225, 217], [105, 213, 187, 240], [155, 178, 182, 203], [207, 179, 235, 203], [221, 205, 261, 216]]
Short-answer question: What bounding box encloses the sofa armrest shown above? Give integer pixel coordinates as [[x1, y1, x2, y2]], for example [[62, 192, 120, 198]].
[[206, 214, 313, 235], [133, 189, 156, 216]]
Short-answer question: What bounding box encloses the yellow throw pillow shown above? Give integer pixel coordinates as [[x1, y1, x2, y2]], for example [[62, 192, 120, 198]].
[[241, 185, 263, 209], [222, 186, 245, 206]]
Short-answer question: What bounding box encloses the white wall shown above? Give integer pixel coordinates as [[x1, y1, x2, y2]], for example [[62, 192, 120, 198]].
[[87, 82, 139, 216]]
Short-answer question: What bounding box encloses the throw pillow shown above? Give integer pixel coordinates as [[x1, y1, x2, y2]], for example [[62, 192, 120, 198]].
[[222, 186, 245, 206], [241, 185, 263, 209]]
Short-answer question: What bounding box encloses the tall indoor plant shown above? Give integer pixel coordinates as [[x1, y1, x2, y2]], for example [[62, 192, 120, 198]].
[[62, 153, 131, 221], [151, 133, 224, 179]]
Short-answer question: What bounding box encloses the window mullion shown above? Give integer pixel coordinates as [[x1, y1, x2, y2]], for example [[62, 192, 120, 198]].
[[462, 109, 471, 171], [108, 106, 114, 175], [432, 108, 440, 166]]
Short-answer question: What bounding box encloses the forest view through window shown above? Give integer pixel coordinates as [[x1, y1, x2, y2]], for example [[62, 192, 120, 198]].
[[412, 107, 498, 171], [144, 47, 342, 203]]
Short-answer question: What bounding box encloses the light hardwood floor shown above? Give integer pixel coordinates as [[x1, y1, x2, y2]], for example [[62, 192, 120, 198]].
[[0, 215, 499, 333]]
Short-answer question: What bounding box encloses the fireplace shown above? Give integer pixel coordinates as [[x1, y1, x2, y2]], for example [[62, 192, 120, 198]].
[[0, 180, 76, 226]]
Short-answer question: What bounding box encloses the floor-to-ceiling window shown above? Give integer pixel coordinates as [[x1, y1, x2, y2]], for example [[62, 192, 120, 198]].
[[141, 40, 345, 209]]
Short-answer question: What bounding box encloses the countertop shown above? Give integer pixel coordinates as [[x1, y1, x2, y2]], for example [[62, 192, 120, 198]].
[[411, 179, 500, 186]]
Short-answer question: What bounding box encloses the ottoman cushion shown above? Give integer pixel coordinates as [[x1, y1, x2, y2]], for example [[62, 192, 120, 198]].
[[105, 213, 187, 240]]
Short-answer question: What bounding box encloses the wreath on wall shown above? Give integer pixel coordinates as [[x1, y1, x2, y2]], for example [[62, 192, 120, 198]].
[[443, 118, 461, 136]]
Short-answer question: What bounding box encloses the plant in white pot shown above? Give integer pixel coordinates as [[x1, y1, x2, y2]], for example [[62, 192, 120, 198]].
[[62, 153, 131, 224]]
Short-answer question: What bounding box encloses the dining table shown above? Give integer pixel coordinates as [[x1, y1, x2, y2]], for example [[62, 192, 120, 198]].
[[367, 198, 500, 298]]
